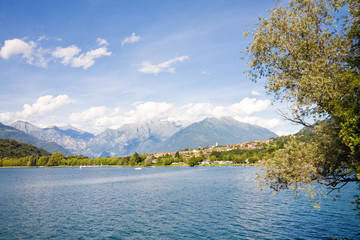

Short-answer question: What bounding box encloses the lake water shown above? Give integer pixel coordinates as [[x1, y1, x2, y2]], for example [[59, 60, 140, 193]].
[[0, 166, 359, 239]]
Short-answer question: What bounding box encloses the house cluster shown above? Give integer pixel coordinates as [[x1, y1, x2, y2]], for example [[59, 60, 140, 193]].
[[153, 139, 273, 161]]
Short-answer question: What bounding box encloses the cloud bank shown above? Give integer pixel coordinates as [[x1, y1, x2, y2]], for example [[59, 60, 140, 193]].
[[0, 95, 284, 133], [68, 97, 277, 132], [0, 95, 74, 123], [0, 37, 111, 69]]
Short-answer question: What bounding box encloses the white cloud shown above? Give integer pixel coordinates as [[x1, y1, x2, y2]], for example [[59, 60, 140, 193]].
[[251, 90, 261, 96], [0, 37, 111, 69], [0, 112, 13, 123], [138, 56, 189, 74], [97, 38, 109, 46], [69, 106, 108, 123], [275, 130, 292, 136], [52, 45, 81, 65], [68, 98, 275, 132], [52, 44, 111, 70], [234, 116, 282, 130], [122, 33, 140, 46], [71, 47, 112, 69], [0, 95, 74, 123], [19, 95, 74, 118], [0, 38, 35, 61], [229, 98, 270, 115], [133, 102, 175, 119]]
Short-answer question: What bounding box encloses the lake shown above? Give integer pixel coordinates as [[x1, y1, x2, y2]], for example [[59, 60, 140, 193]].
[[0, 166, 359, 239]]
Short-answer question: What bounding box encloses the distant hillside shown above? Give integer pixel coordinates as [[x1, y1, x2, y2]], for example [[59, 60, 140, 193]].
[[0, 139, 50, 158], [150, 117, 278, 153], [0, 122, 72, 156]]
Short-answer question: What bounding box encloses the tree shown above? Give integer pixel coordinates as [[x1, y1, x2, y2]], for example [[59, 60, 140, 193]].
[[163, 157, 173, 166], [47, 152, 64, 166], [187, 156, 199, 167], [209, 155, 217, 163], [27, 154, 38, 167], [144, 155, 154, 166], [37, 156, 49, 166], [245, 0, 360, 207]]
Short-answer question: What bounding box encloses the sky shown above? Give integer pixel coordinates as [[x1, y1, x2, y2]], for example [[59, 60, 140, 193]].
[[0, 0, 302, 135]]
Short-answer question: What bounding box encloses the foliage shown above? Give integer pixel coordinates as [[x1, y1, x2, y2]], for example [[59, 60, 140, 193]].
[[246, 0, 360, 207], [187, 156, 200, 167], [0, 138, 50, 158], [144, 155, 154, 166]]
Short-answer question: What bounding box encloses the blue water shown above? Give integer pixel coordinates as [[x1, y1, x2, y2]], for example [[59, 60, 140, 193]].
[[0, 166, 359, 239]]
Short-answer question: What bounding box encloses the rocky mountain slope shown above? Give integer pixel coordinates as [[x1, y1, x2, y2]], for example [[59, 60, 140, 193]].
[[150, 117, 278, 153], [8, 117, 277, 157], [10, 121, 95, 156], [0, 122, 71, 156], [87, 119, 184, 156]]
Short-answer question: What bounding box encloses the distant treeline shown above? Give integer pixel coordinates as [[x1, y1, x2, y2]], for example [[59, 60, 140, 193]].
[[0, 133, 313, 167]]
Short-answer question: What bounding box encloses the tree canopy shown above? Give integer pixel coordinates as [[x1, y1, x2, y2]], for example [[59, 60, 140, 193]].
[[245, 0, 360, 208], [0, 138, 50, 158]]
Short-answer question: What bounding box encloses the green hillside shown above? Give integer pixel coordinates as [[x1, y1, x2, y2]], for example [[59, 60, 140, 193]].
[[0, 139, 50, 158]]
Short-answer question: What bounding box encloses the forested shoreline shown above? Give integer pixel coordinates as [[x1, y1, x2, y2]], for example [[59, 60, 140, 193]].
[[0, 133, 312, 168]]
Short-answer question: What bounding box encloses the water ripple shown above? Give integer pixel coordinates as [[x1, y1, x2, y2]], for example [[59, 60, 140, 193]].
[[0, 166, 359, 239]]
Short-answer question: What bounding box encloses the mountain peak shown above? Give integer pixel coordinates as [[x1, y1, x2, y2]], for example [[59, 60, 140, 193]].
[[150, 116, 277, 153], [10, 120, 41, 133], [52, 125, 87, 133], [201, 116, 240, 126]]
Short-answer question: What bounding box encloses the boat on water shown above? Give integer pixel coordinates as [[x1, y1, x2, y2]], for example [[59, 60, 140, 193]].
[[134, 167, 142, 170], [79, 164, 103, 169]]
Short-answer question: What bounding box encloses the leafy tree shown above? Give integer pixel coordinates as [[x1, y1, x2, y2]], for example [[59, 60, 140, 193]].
[[246, 0, 360, 207], [209, 155, 217, 163], [144, 155, 154, 166], [210, 151, 222, 158], [163, 157, 173, 166], [47, 152, 64, 166], [27, 154, 38, 166], [129, 152, 141, 166], [37, 156, 49, 166], [187, 156, 199, 167]]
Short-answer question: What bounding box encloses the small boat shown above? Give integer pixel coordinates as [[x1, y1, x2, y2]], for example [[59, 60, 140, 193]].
[[134, 167, 142, 170]]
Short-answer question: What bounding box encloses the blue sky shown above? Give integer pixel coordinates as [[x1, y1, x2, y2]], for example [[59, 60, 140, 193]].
[[0, 0, 301, 135]]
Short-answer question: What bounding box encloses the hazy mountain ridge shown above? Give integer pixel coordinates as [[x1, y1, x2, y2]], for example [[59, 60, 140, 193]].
[[88, 119, 183, 156], [0, 122, 71, 156], [7, 117, 277, 157], [10, 121, 95, 156], [150, 117, 278, 153]]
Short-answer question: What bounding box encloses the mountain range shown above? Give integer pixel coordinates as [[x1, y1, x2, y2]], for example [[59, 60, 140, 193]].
[[152, 117, 277, 152], [2, 117, 277, 157], [0, 122, 71, 156]]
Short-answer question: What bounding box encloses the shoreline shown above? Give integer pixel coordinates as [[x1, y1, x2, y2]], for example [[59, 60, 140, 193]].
[[0, 163, 255, 169]]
